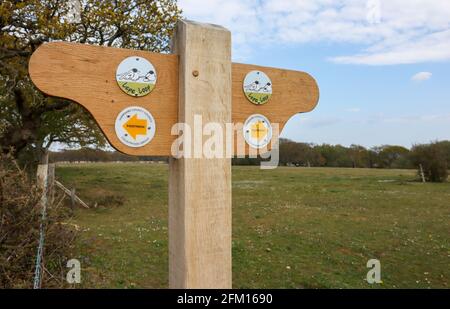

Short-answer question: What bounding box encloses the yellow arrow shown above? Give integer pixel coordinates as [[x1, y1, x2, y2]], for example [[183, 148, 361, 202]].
[[123, 114, 148, 140], [250, 121, 268, 141]]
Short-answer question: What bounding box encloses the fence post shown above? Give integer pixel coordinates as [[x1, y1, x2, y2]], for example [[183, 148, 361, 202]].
[[169, 20, 232, 288], [36, 152, 49, 191], [419, 164, 426, 183], [34, 152, 49, 288], [47, 163, 55, 203], [70, 188, 76, 211]]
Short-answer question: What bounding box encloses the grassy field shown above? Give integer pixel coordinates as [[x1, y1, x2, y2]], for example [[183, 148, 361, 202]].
[[56, 163, 450, 289]]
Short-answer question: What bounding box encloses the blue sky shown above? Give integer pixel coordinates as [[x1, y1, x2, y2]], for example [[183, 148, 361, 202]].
[[179, 0, 450, 148]]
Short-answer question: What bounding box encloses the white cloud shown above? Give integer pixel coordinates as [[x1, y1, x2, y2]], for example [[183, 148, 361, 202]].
[[346, 108, 361, 113], [331, 30, 450, 65], [411, 72, 432, 82], [300, 116, 342, 128], [382, 113, 450, 123], [179, 0, 450, 65]]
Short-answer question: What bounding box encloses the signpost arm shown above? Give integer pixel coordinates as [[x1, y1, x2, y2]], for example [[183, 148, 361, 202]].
[[169, 20, 232, 288]]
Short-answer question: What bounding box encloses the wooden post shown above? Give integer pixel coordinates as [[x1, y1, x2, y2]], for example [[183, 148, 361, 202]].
[[34, 152, 49, 289], [70, 188, 76, 211], [47, 163, 55, 203], [419, 164, 426, 183], [169, 20, 232, 288], [36, 152, 49, 192], [54, 180, 90, 209]]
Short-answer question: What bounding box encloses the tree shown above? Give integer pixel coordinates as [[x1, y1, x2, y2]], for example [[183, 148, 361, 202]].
[[314, 144, 352, 167], [347, 144, 369, 168], [375, 145, 410, 169], [279, 139, 324, 167], [0, 0, 180, 167], [410, 142, 448, 183], [436, 140, 450, 163]]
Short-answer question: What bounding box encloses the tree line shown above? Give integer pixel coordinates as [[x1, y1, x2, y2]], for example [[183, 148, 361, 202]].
[[234, 139, 450, 182], [49, 149, 167, 163], [50, 139, 450, 182]]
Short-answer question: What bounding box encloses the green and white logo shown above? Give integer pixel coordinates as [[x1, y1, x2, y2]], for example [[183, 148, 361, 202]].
[[243, 70, 272, 105], [116, 56, 157, 97]]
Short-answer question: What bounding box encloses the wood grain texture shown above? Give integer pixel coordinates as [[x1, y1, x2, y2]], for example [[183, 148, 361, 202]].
[[29, 42, 319, 156], [29, 42, 178, 156], [169, 20, 232, 288]]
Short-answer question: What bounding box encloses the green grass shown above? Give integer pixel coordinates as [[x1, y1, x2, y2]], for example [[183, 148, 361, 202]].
[[244, 92, 271, 104], [57, 163, 450, 288], [117, 81, 155, 96]]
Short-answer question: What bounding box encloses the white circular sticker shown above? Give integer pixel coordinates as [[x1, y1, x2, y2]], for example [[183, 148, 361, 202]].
[[115, 106, 156, 148], [243, 70, 273, 105], [243, 114, 273, 149], [116, 56, 157, 97]]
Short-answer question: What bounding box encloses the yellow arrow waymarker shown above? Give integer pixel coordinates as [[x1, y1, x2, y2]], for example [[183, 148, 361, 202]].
[[251, 121, 268, 141], [123, 114, 148, 140]]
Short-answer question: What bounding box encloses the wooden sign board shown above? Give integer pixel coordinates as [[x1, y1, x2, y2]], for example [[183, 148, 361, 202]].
[[29, 42, 319, 156], [29, 20, 320, 289]]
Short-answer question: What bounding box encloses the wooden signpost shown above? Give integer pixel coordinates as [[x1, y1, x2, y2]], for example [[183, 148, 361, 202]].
[[29, 20, 319, 288]]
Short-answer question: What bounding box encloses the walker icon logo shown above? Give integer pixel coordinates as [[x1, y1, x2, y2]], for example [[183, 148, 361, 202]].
[[116, 56, 157, 97], [243, 70, 273, 105], [115, 106, 156, 147]]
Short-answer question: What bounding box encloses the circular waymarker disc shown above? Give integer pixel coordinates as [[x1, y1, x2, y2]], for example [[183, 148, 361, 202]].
[[115, 106, 156, 148], [116, 56, 157, 97], [243, 70, 273, 105], [243, 114, 273, 149]]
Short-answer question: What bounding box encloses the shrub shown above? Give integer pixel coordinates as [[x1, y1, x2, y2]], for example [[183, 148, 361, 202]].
[[410, 142, 448, 183], [0, 153, 76, 288]]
